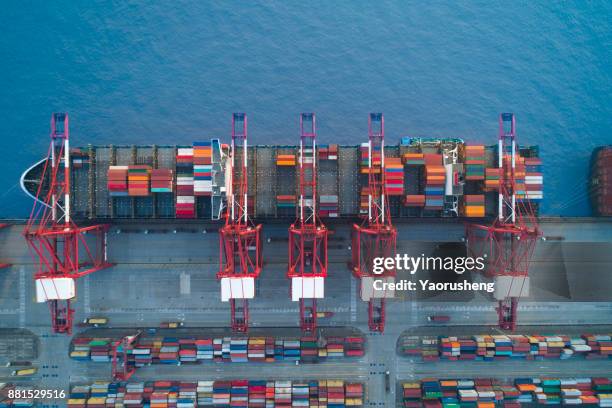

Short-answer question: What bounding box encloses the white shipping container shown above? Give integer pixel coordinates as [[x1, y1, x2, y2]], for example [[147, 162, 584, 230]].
[[525, 176, 543, 183], [177, 196, 195, 204], [177, 148, 194, 156], [571, 344, 592, 352]]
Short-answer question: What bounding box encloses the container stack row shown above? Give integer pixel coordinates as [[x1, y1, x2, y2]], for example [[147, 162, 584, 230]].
[[69, 380, 365, 407], [151, 169, 173, 193], [107, 166, 129, 196], [465, 145, 485, 181], [385, 157, 404, 196], [404, 194, 426, 207], [402, 377, 612, 407], [319, 195, 339, 217], [400, 334, 612, 361], [506, 156, 527, 200], [524, 157, 543, 201], [71, 339, 111, 362], [127, 165, 151, 196], [72, 149, 89, 169], [176, 147, 195, 218], [424, 154, 445, 210], [318, 144, 338, 160], [403, 152, 425, 166], [484, 168, 500, 191], [360, 143, 381, 174], [462, 194, 485, 218], [276, 153, 296, 166], [359, 187, 370, 215], [276, 195, 296, 211], [71, 335, 365, 366], [193, 141, 213, 196]]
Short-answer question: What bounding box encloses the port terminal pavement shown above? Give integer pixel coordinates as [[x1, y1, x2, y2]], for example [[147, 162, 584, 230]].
[[0, 218, 611, 406]]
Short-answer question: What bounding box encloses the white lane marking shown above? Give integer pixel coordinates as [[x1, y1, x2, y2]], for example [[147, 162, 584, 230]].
[[19, 267, 26, 328], [84, 275, 91, 314], [350, 278, 356, 322]]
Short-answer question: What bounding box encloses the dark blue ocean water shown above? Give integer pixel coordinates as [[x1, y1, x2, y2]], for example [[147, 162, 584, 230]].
[[2, 2, 610, 216]]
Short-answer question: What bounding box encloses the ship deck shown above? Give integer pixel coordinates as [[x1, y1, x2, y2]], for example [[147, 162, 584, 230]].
[[23, 143, 540, 221]]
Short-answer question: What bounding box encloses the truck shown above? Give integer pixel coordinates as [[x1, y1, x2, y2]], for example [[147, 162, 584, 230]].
[[77, 317, 108, 327], [427, 315, 450, 323], [160, 321, 184, 329], [385, 371, 391, 392], [4, 361, 32, 367], [12, 367, 37, 376]]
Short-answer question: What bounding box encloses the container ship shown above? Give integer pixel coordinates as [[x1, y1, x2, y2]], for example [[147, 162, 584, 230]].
[[590, 146, 612, 216], [20, 127, 543, 223]]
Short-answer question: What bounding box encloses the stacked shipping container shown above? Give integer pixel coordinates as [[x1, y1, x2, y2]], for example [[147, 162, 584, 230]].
[[465, 145, 485, 180], [319, 195, 339, 217], [403, 153, 425, 166], [193, 141, 213, 196], [276, 154, 296, 166], [484, 168, 500, 191], [424, 154, 444, 210], [513, 155, 527, 199], [400, 334, 612, 361], [107, 166, 128, 196], [524, 157, 543, 202], [176, 148, 195, 218], [318, 144, 338, 160], [127, 165, 151, 196], [150, 169, 173, 193], [463, 195, 485, 218], [276, 195, 296, 211], [385, 157, 404, 196], [71, 335, 365, 366], [360, 143, 381, 174], [402, 377, 612, 407], [69, 380, 364, 407], [359, 187, 370, 215]]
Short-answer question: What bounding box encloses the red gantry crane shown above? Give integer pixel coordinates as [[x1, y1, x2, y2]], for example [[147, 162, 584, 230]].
[[351, 113, 397, 332], [23, 113, 111, 334], [466, 113, 541, 331], [287, 113, 329, 332], [218, 113, 263, 332], [111, 331, 141, 380]]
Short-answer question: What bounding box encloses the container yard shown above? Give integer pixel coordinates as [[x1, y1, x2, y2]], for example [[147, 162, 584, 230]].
[[1, 112, 612, 407], [67, 380, 365, 407], [399, 333, 612, 361], [400, 377, 612, 407]]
